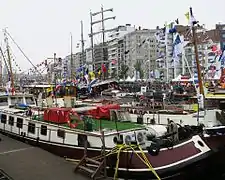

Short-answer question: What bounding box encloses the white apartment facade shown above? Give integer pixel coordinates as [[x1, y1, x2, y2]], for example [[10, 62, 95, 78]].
[[107, 24, 135, 77], [123, 28, 158, 79]]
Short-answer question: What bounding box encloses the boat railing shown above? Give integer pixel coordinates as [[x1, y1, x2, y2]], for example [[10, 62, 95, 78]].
[[1, 109, 103, 138], [0, 108, 146, 138]]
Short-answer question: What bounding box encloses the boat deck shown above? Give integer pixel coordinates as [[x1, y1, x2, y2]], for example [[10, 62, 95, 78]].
[[0, 106, 144, 132], [0, 134, 90, 180], [34, 115, 144, 131]]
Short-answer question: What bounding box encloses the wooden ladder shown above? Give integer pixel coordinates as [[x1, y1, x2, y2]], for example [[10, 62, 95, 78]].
[[74, 130, 107, 180], [74, 156, 105, 180]]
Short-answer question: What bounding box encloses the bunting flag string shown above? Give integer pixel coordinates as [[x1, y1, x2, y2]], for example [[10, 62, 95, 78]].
[[6, 46, 22, 72]]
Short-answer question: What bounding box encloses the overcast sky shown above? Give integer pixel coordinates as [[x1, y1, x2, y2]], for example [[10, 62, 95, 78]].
[[0, 0, 224, 71]]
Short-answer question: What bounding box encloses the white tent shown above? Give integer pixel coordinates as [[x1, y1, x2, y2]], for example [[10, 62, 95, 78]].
[[131, 76, 136, 82], [125, 76, 132, 82]]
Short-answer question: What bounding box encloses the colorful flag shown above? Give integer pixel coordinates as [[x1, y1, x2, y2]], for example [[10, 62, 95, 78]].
[[89, 72, 95, 80], [172, 34, 183, 66], [101, 64, 107, 73], [219, 46, 225, 61], [112, 59, 117, 65], [211, 45, 217, 52], [185, 9, 197, 27], [185, 12, 190, 22]]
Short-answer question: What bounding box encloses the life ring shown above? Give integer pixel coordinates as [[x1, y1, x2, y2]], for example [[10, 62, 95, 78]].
[[137, 132, 144, 143], [113, 136, 123, 145], [125, 135, 132, 145], [147, 142, 160, 156]]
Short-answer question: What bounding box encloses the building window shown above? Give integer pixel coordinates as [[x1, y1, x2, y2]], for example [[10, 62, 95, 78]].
[[40, 125, 47, 136], [28, 122, 35, 134], [1, 114, 7, 124], [8, 116, 14, 126], [17, 118, 23, 128]]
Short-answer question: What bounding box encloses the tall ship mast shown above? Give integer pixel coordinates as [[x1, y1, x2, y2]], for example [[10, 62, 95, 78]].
[[4, 29, 15, 94]]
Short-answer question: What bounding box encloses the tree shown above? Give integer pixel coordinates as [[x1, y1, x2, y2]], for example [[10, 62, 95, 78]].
[[119, 64, 129, 80], [111, 68, 117, 79], [134, 61, 144, 79]]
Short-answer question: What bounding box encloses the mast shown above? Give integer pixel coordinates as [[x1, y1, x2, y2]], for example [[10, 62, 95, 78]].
[[89, 6, 116, 79], [53, 53, 58, 106], [80, 20, 85, 66], [0, 53, 2, 86], [4, 29, 14, 93], [90, 12, 95, 73], [0, 47, 10, 83], [190, 7, 204, 96], [70, 33, 73, 80], [148, 31, 151, 79], [101, 6, 106, 79], [165, 25, 169, 82]]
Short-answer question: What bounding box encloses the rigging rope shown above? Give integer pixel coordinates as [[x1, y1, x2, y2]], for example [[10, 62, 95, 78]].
[[4, 29, 44, 81]]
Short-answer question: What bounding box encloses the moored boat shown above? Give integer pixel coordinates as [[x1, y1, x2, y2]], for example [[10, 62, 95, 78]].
[[1, 93, 225, 179]]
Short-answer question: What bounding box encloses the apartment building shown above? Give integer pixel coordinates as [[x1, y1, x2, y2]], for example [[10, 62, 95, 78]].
[[107, 24, 135, 77], [123, 27, 157, 79]]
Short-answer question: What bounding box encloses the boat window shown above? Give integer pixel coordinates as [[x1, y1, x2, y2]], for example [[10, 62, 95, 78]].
[[57, 129, 65, 139], [0, 98, 8, 106], [28, 122, 35, 134], [8, 116, 14, 126], [1, 114, 7, 124], [25, 97, 35, 105], [40, 125, 47, 136], [11, 97, 23, 105], [16, 118, 23, 128], [18, 97, 23, 104]]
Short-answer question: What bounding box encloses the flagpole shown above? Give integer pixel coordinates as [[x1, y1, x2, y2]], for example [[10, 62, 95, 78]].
[[70, 33, 73, 81], [165, 26, 169, 82], [190, 7, 204, 96], [173, 32, 176, 78], [148, 31, 151, 80], [182, 41, 185, 75]]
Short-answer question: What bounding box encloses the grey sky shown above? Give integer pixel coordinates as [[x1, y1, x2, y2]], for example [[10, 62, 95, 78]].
[[0, 0, 224, 71]]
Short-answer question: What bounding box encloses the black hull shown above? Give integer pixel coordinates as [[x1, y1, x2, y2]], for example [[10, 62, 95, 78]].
[[1, 130, 225, 180]]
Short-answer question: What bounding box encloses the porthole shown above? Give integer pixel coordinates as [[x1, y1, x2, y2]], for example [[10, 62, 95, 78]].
[[197, 140, 204, 147]]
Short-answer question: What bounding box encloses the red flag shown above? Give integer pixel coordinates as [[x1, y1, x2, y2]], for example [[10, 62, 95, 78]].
[[101, 64, 107, 73], [112, 59, 117, 65], [211, 45, 217, 52]]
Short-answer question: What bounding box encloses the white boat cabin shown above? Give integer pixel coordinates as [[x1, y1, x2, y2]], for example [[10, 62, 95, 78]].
[[0, 93, 148, 149], [0, 93, 36, 108]]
